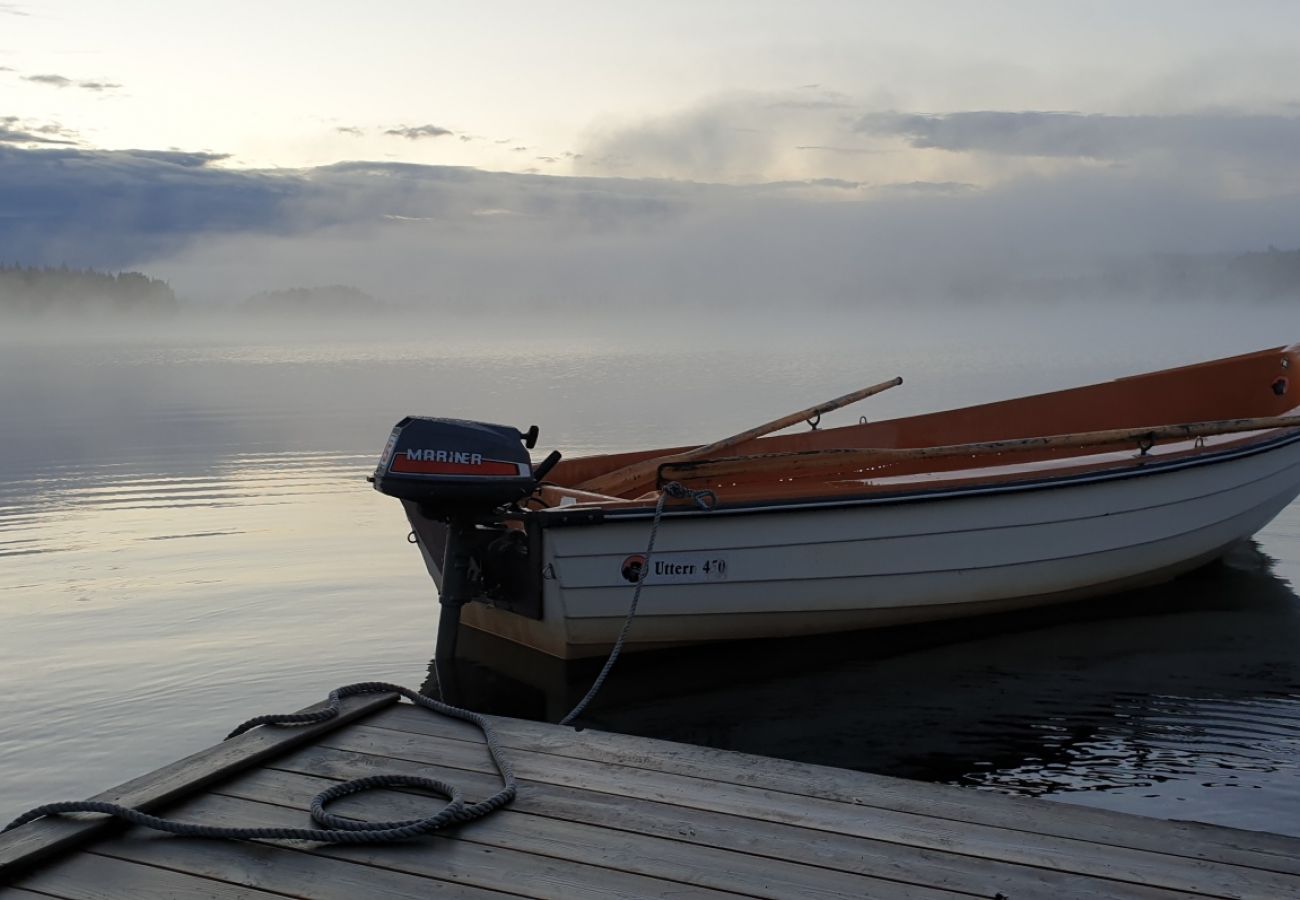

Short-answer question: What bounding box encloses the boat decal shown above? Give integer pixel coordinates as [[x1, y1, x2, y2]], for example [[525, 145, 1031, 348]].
[[621, 552, 729, 584], [390, 454, 526, 477]]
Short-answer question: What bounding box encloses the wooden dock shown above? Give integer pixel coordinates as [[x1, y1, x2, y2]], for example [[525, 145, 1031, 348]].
[[3, 690, 1300, 899]]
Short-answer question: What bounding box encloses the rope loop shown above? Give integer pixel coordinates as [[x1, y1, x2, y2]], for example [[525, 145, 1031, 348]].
[[4, 682, 517, 844], [662, 480, 718, 510], [310, 774, 464, 832]]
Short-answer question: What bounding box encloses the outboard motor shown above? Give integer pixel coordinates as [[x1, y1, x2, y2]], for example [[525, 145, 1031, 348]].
[[373, 417, 542, 514], [371, 417, 561, 662]]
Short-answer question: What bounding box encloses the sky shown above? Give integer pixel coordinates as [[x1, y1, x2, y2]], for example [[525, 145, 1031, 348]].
[[5, 1, 1300, 304]]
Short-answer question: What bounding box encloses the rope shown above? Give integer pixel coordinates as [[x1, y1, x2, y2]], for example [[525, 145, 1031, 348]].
[[3, 683, 516, 843], [559, 481, 716, 726], [1, 482, 716, 843]]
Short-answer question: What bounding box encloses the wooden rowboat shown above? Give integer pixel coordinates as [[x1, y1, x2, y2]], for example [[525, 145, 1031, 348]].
[[377, 345, 1300, 659]]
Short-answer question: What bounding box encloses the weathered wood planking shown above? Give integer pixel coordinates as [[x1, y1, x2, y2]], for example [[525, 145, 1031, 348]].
[[10, 852, 293, 899], [370, 703, 1300, 870], [224, 761, 1169, 899], [0, 690, 397, 878], [4, 696, 1300, 900], [308, 720, 1298, 899], [90, 794, 772, 900]]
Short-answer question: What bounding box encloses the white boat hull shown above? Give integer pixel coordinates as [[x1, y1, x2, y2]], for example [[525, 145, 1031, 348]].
[[411, 434, 1300, 658]]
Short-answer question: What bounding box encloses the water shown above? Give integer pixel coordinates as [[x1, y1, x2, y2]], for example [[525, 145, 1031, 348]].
[[3, 310, 1300, 837]]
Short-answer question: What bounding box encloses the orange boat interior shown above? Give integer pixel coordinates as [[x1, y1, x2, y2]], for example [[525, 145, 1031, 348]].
[[536, 345, 1300, 510]]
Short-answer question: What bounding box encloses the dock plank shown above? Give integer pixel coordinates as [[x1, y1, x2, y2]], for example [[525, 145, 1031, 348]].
[[371, 703, 1300, 871], [316, 720, 1300, 899], [91, 837, 513, 899], [215, 768, 973, 900], [234, 759, 1178, 900], [90, 793, 754, 900], [8, 851, 288, 899], [0, 691, 397, 879]]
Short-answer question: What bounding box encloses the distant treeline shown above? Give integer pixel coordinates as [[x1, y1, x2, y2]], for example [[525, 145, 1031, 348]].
[[0, 265, 177, 315]]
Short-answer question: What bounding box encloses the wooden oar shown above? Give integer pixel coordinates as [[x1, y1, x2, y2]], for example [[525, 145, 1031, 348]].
[[659, 414, 1300, 485], [576, 376, 903, 498]]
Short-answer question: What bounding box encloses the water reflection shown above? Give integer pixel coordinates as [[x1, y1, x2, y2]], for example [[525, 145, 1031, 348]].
[[437, 541, 1300, 834]]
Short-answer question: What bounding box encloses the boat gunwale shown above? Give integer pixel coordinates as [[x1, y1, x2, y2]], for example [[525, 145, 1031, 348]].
[[535, 427, 1300, 527]]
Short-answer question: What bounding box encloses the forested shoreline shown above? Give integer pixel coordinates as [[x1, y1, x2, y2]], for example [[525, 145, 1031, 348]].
[[0, 266, 177, 316], [3, 247, 1300, 319]]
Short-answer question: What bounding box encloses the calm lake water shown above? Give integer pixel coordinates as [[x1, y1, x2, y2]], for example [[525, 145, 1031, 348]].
[[3, 307, 1300, 837]]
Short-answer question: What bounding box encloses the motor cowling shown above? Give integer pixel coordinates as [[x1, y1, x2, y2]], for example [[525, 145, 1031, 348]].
[[372, 417, 539, 518]]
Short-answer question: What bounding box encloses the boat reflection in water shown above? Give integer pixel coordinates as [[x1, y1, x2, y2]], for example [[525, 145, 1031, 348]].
[[429, 541, 1300, 836]]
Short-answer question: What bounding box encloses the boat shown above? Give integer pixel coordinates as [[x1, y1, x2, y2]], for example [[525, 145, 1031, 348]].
[[372, 345, 1300, 659]]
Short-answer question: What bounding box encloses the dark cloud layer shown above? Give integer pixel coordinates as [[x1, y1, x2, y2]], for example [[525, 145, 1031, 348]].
[[857, 110, 1300, 162], [0, 146, 302, 266]]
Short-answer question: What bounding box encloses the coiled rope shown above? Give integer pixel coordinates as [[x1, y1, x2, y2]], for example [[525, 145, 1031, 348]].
[[4, 683, 515, 843], [2, 482, 716, 843]]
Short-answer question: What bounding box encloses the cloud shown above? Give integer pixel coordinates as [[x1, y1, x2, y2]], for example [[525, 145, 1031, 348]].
[[335, 126, 364, 136], [876, 180, 976, 194], [580, 95, 784, 181], [383, 124, 453, 140], [0, 116, 77, 146], [755, 177, 863, 191], [579, 92, 871, 182], [23, 74, 72, 88], [0, 3, 26, 15], [856, 110, 1300, 163], [123, 149, 231, 167], [766, 99, 853, 111], [21, 72, 120, 91], [795, 145, 879, 155]]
